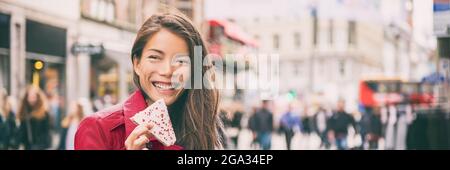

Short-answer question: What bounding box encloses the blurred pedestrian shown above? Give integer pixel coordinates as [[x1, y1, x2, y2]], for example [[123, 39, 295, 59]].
[[46, 79, 61, 132], [252, 100, 274, 150], [17, 85, 52, 150], [313, 106, 331, 149], [248, 106, 259, 149], [92, 96, 104, 112], [301, 105, 313, 137], [328, 100, 356, 150], [229, 103, 244, 149], [279, 103, 301, 150], [0, 88, 19, 149], [359, 107, 382, 149], [384, 104, 398, 150], [102, 93, 114, 109], [61, 100, 87, 150]]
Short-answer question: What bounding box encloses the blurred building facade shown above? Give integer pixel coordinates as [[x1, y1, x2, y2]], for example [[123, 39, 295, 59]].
[[205, 0, 436, 111], [236, 1, 384, 111], [381, 0, 435, 82], [0, 0, 204, 114]]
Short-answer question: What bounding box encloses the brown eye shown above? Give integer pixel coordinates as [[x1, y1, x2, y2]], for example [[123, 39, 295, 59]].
[[147, 55, 160, 61], [173, 56, 190, 65]]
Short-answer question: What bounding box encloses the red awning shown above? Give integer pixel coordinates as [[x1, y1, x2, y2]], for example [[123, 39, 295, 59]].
[[209, 19, 259, 47]]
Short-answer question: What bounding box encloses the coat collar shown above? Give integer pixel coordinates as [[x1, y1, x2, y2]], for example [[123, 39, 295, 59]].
[[123, 90, 148, 139]]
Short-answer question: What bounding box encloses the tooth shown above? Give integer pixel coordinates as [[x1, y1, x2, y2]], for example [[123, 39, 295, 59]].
[[154, 82, 176, 90]]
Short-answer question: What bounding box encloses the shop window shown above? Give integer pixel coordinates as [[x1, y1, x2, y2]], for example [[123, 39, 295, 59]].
[[339, 60, 345, 77], [0, 13, 9, 49], [26, 20, 67, 57], [294, 32, 301, 48], [348, 21, 357, 46], [0, 51, 9, 93], [90, 56, 119, 110], [329, 19, 334, 46], [273, 34, 280, 50], [0, 13, 10, 93], [82, 0, 141, 29]]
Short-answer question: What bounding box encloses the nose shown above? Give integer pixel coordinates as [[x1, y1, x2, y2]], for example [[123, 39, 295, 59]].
[[158, 59, 175, 78]]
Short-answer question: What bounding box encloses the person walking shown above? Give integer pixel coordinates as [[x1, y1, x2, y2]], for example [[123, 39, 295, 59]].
[[252, 100, 274, 150], [328, 100, 356, 150], [279, 104, 301, 150]]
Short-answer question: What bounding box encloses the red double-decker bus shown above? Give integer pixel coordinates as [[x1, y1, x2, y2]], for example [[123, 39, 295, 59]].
[[359, 77, 435, 109]]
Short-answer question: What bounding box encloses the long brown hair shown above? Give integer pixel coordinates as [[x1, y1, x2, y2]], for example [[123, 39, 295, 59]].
[[131, 12, 223, 150], [18, 85, 48, 120], [62, 101, 85, 128], [0, 88, 10, 118]]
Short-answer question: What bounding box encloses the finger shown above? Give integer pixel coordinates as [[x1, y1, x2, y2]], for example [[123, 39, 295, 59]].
[[138, 129, 154, 141], [143, 122, 155, 130], [133, 135, 150, 147], [139, 123, 155, 139], [128, 124, 151, 141], [145, 130, 154, 140], [140, 123, 155, 139]]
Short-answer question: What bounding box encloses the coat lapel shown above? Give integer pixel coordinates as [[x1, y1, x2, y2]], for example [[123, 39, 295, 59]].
[[123, 90, 148, 139], [122, 89, 184, 150]]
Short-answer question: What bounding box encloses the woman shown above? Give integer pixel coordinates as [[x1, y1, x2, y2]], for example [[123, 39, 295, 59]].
[[0, 88, 19, 149], [61, 100, 86, 150], [17, 85, 52, 150], [75, 11, 223, 150]]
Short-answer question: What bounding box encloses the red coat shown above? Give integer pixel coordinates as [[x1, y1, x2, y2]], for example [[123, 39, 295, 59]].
[[74, 90, 183, 150]]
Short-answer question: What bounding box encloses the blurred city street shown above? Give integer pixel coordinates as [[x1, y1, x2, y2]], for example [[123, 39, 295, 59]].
[[227, 125, 362, 150]]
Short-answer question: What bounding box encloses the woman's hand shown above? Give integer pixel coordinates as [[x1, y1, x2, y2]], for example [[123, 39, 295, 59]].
[[125, 123, 154, 150]]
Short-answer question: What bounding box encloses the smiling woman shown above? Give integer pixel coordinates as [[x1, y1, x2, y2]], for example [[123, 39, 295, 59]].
[[74, 11, 224, 150], [133, 28, 190, 105]]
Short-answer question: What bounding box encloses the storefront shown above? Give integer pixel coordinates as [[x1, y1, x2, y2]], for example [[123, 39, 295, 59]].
[[0, 13, 10, 93], [78, 0, 140, 108], [207, 19, 259, 102], [90, 52, 119, 107], [25, 19, 67, 128], [89, 49, 134, 111]]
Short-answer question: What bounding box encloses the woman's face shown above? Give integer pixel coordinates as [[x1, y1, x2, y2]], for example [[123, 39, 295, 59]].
[[69, 102, 80, 114], [27, 88, 38, 106], [134, 29, 191, 106]]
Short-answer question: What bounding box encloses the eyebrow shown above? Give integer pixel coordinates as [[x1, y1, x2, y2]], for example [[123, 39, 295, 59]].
[[146, 48, 165, 55]]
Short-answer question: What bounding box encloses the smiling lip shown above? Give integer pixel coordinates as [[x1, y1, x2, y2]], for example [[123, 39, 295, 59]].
[[152, 81, 178, 95]]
